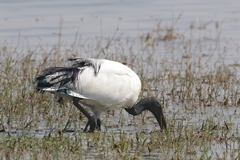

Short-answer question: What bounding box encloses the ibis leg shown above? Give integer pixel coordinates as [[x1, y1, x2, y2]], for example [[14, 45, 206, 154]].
[[73, 98, 101, 132], [83, 117, 101, 132]]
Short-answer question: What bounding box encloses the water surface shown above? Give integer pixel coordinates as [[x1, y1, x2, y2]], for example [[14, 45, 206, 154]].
[[0, 0, 239, 49], [1, 1, 240, 159]]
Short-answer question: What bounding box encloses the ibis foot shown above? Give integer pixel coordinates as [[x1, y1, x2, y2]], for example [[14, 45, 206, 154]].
[[84, 117, 101, 132]]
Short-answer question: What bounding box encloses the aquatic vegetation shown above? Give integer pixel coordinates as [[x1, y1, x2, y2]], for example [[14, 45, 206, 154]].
[[0, 19, 240, 159]]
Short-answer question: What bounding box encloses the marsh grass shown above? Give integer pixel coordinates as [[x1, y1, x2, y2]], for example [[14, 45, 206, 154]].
[[0, 19, 240, 159]]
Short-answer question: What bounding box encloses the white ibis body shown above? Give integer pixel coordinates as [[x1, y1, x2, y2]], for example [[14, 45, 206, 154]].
[[36, 58, 167, 132]]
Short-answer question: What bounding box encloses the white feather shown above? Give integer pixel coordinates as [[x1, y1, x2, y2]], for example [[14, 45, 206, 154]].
[[38, 59, 141, 117], [74, 59, 141, 113]]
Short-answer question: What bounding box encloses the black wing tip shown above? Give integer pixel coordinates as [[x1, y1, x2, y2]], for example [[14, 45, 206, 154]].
[[36, 75, 45, 80], [36, 88, 44, 93], [68, 57, 84, 61]]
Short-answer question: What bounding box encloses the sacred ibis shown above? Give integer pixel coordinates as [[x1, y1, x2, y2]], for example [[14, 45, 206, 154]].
[[36, 58, 167, 132]]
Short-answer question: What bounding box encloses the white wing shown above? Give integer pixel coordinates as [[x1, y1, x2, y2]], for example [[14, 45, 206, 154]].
[[74, 59, 141, 111], [36, 58, 141, 112]]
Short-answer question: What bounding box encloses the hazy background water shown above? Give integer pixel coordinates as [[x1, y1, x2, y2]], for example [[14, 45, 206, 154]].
[[0, 0, 240, 52]]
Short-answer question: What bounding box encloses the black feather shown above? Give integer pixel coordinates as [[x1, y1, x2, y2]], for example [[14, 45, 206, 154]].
[[36, 58, 102, 92], [69, 58, 101, 76], [36, 67, 79, 90]]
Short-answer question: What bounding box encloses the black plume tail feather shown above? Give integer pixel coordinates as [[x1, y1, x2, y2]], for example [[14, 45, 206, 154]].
[[36, 58, 101, 92], [36, 67, 80, 91], [68, 58, 101, 76]]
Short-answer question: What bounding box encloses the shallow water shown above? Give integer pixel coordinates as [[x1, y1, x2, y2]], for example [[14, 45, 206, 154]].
[[1, 1, 240, 159], [1, 104, 240, 159], [0, 0, 239, 49]]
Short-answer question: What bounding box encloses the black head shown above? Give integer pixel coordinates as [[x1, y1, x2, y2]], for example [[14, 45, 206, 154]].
[[145, 97, 167, 129], [125, 97, 167, 130]]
